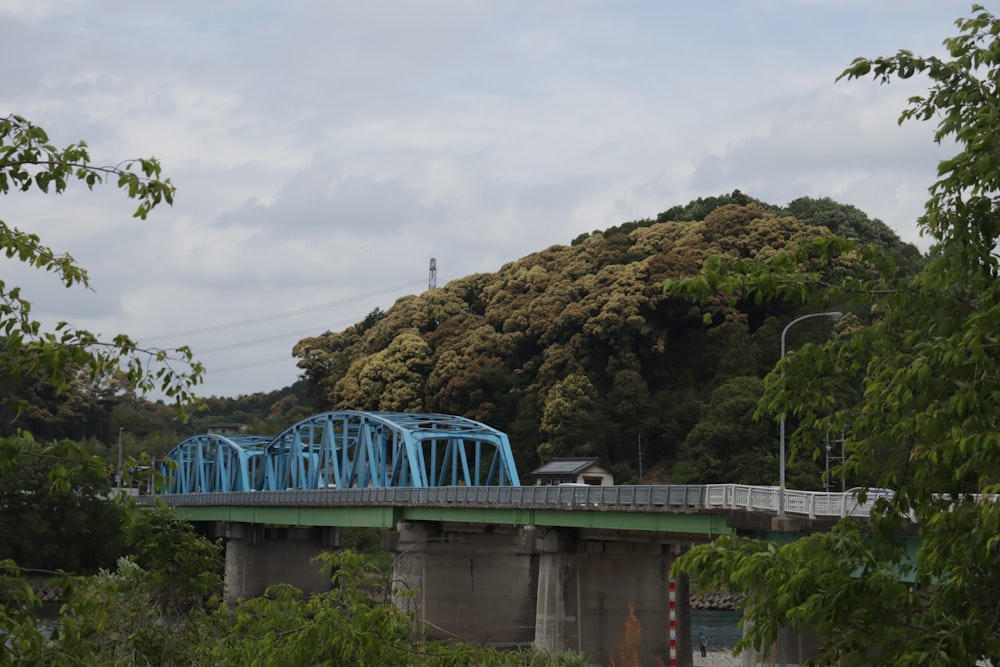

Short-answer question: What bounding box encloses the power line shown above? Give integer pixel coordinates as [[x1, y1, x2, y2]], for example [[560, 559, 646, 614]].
[[194, 313, 366, 356], [210, 356, 297, 375], [194, 328, 323, 355], [140, 281, 423, 343], [143, 281, 426, 391]]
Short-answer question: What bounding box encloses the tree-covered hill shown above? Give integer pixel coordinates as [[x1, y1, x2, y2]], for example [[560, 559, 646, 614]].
[[0, 190, 916, 486], [293, 193, 919, 484]]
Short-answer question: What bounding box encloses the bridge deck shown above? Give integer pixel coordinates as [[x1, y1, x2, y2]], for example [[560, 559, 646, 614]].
[[145, 484, 893, 534]]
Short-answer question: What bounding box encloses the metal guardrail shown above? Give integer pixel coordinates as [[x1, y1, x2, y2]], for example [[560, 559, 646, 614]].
[[704, 485, 888, 519], [141, 484, 707, 512], [142, 484, 886, 518]]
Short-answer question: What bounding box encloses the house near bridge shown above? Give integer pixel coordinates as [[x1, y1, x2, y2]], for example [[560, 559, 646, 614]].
[[530, 457, 614, 486]]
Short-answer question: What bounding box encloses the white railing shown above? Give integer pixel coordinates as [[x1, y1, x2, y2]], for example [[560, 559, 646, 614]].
[[703, 485, 889, 518]]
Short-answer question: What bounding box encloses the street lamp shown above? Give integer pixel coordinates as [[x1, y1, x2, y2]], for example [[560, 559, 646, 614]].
[[778, 311, 843, 517]]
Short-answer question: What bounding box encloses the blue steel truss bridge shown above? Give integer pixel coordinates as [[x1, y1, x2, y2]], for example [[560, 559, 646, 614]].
[[155, 410, 895, 533], [162, 410, 521, 494], [150, 410, 902, 665]]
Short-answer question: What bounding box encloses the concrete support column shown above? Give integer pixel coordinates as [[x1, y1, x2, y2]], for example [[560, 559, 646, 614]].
[[391, 521, 539, 646], [534, 552, 581, 652], [530, 524, 581, 652], [223, 524, 337, 602], [738, 625, 821, 667], [389, 522, 696, 666], [533, 530, 693, 667]]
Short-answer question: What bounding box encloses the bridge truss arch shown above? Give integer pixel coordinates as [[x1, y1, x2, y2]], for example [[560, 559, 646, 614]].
[[161, 410, 521, 493], [161, 434, 272, 494]]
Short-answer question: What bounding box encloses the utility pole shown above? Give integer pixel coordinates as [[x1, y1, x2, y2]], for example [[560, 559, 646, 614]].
[[824, 425, 846, 492], [637, 433, 643, 483], [116, 427, 124, 488]]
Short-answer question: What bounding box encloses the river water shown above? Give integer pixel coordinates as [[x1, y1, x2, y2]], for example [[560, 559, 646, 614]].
[[690, 609, 743, 650]]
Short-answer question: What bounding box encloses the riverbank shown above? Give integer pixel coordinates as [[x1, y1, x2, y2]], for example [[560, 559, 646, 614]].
[[693, 650, 740, 666]]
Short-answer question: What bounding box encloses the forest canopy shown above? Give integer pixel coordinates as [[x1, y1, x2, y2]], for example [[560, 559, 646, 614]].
[[0, 183, 915, 490], [294, 194, 918, 484]]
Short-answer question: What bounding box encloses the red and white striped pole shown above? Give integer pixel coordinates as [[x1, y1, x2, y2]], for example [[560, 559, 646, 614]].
[[668, 579, 678, 666]]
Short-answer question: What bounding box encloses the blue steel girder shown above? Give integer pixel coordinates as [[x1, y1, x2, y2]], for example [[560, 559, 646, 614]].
[[161, 434, 271, 494], [255, 411, 521, 491]]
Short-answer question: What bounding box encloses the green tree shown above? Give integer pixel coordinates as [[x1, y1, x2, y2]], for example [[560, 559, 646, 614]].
[[0, 114, 202, 662], [0, 115, 201, 420], [7, 541, 590, 666], [0, 506, 220, 666], [0, 436, 123, 574], [671, 376, 781, 485], [0, 362, 129, 442], [54, 557, 211, 666], [123, 504, 224, 612], [334, 329, 432, 410], [655, 188, 777, 224], [785, 196, 914, 255], [200, 551, 497, 666], [538, 373, 602, 461], [670, 6, 1000, 664]]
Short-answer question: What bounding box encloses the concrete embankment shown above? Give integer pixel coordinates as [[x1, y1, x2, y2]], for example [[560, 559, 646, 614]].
[[690, 590, 742, 610], [29, 583, 63, 603]]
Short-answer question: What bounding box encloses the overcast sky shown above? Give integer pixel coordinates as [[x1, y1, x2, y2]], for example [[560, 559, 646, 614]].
[[1, 0, 976, 399]]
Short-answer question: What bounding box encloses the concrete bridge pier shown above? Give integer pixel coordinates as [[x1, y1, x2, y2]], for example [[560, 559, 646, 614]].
[[390, 520, 540, 646], [534, 528, 693, 666], [222, 523, 338, 602], [390, 521, 694, 666]]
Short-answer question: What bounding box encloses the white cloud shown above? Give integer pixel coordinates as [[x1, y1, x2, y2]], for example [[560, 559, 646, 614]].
[[0, 0, 976, 398]]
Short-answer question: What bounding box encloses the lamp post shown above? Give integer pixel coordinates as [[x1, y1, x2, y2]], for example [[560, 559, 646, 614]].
[[778, 311, 843, 517]]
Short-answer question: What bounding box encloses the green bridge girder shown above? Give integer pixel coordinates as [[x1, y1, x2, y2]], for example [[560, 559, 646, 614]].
[[165, 503, 734, 536]]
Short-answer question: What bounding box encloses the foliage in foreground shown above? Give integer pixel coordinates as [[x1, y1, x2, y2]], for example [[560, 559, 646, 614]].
[[670, 5, 1000, 665], [0, 502, 218, 666], [0, 111, 202, 526], [199, 549, 588, 666], [1, 541, 589, 666], [0, 435, 123, 574], [0, 114, 202, 420]]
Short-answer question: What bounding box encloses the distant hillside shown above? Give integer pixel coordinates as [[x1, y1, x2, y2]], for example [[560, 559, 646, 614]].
[[9, 191, 921, 480], [292, 193, 920, 484]]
